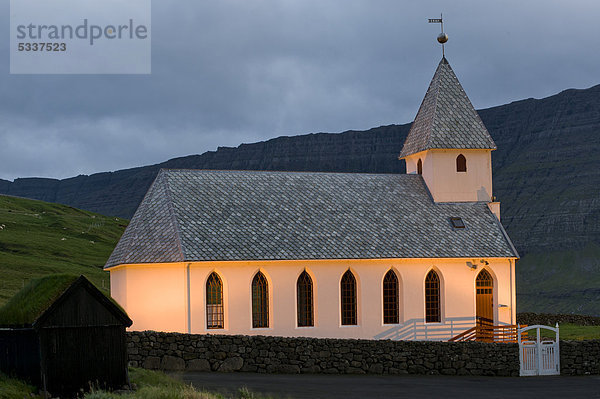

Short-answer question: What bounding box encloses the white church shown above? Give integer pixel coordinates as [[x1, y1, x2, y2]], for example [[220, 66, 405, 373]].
[[105, 56, 519, 341]]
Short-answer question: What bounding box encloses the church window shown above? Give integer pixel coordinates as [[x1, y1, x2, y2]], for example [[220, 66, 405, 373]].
[[456, 154, 467, 172], [425, 270, 441, 323], [417, 159, 423, 175], [206, 272, 224, 329], [341, 270, 357, 325], [252, 272, 269, 328], [383, 270, 399, 324], [297, 271, 314, 327]]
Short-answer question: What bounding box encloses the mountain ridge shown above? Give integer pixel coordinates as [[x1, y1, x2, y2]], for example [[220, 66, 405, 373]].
[[1, 83, 599, 314], [1, 83, 599, 253]]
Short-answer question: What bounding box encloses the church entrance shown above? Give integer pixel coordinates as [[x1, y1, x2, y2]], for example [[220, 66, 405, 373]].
[[476, 269, 493, 326]]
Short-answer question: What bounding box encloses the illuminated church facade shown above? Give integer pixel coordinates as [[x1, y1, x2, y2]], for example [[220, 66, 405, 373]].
[[105, 56, 518, 340]]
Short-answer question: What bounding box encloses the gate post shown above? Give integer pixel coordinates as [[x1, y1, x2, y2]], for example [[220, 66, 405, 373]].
[[536, 328, 542, 376], [555, 323, 560, 374]]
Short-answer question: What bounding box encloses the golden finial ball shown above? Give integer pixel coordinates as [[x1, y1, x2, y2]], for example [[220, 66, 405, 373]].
[[437, 33, 448, 44]]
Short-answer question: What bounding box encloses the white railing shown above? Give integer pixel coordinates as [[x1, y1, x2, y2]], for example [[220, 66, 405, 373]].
[[374, 316, 477, 341]]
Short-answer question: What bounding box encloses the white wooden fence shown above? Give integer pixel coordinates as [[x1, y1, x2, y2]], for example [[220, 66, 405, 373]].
[[374, 316, 476, 341]]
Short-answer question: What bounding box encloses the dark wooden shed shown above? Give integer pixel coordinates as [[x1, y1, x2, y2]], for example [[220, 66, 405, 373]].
[[0, 274, 132, 396]]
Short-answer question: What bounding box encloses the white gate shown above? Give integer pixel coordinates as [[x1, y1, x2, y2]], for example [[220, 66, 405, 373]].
[[518, 324, 560, 376]]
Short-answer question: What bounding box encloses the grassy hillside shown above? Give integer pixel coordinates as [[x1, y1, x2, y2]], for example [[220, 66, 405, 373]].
[[0, 195, 127, 305], [517, 243, 600, 316]]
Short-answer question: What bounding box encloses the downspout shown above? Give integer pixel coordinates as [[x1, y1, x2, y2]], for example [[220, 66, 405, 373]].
[[186, 263, 191, 334]]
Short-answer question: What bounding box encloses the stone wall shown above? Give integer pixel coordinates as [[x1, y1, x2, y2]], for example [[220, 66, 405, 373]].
[[127, 332, 599, 376], [127, 332, 520, 376], [560, 340, 600, 375]]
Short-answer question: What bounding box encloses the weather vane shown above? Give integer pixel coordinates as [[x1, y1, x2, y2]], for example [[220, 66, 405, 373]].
[[428, 13, 448, 57]]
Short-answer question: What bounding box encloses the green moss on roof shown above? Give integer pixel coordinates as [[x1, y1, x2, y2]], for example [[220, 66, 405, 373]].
[[0, 274, 78, 327]]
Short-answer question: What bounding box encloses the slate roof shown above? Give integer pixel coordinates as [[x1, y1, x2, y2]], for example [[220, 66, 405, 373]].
[[399, 57, 497, 158], [105, 169, 518, 268]]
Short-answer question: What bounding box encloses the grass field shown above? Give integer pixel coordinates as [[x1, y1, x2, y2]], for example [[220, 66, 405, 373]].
[[0, 372, 38, 399], [525, 323, 600, 340], [0, 195, 127, 305], [0, 368, 270, 399], [557, 323, 600, 340]]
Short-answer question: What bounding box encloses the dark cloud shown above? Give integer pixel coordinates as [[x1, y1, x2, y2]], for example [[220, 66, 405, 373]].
[[1, 0, 599, 180]]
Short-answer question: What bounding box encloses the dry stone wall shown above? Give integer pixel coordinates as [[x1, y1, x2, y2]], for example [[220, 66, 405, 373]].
[[127, 332, 599, 376], [560, 340, 600, 375], [127, 332, 519, 376]]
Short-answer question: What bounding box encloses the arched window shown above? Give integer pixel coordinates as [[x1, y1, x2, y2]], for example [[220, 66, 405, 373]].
[[206, 272, 224, 329], [252, 272, 269, 328], [341, 270, 357, 325], [297, 271, 314, 327], [417, 159, 423, 175], [456, 154, 467, 172], [383, 270, 399, 324], [425, 270, 441, 323]]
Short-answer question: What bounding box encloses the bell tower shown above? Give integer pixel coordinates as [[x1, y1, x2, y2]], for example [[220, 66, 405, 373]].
[[399, 56, 500, 219]]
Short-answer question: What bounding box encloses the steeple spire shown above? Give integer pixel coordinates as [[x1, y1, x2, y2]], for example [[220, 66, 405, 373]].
[[399, 57, 496, 159]]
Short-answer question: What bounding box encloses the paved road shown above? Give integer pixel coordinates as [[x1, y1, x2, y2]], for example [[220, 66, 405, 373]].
[[175, 372, 600, 399]]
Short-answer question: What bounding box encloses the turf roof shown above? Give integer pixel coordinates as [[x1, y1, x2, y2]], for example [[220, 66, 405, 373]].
[[0, 274, 78, 327]]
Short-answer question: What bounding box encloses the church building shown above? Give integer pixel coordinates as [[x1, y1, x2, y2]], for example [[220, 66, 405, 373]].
[[105, 56, 518, 341]]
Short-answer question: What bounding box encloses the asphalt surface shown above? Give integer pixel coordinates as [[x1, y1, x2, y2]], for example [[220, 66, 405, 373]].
[[175, 372, 600, 399]]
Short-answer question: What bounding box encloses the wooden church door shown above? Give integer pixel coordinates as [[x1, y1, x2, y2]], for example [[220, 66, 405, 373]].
[[476, 269, 493, 326]]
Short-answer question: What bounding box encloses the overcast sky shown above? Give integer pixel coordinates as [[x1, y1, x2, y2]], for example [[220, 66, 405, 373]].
[[1, 0, 599, 181]]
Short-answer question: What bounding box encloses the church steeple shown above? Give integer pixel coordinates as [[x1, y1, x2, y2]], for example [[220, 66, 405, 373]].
[[400, 57, 496, 158], [400, 57, 500, 218]]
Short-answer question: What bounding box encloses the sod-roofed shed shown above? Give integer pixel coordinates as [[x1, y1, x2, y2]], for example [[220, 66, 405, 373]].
[[0, 274, 132, 396]]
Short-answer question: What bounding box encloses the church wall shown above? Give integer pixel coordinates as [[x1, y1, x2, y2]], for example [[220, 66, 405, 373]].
[[110, 267, 128, 310], [109, 257, 516, 340], [404, 150, 431, 176], [405, 149, 493, 203], [110, 263, 188, 333], [429, 149, 493, 202]]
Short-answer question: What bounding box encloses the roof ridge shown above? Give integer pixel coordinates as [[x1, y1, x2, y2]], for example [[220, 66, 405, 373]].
[[489, 208, 520, 258], [158, 168, 415, 177], [161, 171, 186, 261], [426, 61, 443, 150]]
